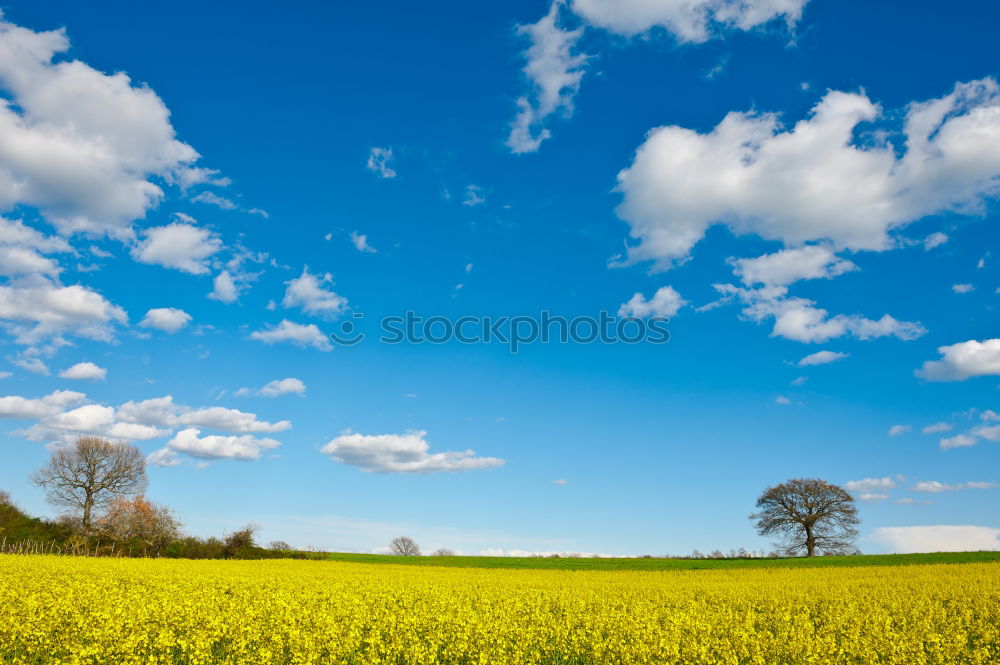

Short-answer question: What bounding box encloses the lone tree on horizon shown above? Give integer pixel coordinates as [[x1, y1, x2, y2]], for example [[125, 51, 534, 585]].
[[31, 436, 147, 531], [389, 536, 421, 556], [750, 478, 859, 557]]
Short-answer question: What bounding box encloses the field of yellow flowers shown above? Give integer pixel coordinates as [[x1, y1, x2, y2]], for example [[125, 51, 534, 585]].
[[1, 555, 998, 665]]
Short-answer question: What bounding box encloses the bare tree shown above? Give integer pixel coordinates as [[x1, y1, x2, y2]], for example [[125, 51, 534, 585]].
[[389, 536, 421, 556], [268, 540, 293, 551], [31, 436, 147, 531], [750, 478, 860, 557], [96, 496, 181, 555], [430, 547, 455, 556]]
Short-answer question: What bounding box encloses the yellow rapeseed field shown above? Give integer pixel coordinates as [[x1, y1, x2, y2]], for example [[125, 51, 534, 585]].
[[1, 555, 998, 665]]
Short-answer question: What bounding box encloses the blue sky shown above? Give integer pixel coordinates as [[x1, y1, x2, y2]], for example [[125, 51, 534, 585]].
[[0, 0, 997, 556]]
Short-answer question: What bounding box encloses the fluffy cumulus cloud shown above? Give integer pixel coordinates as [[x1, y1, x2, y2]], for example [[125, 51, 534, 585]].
[[616, 79, 1000, 268], [58, 361, 106, 380], [844, 476, 895, 500], [0, 389, 86, 419], [208, 270, 238, 303], [917, 338, 1000, 381], [154, 428, 280, 464], [0, 276, 127, 344], [139, 307, 192, 333], [939, 433, 978, 450], [798, 350, 848, 366], [0, 390, 290, 460], [711, 283, 925, 344], [131, 222, 221, 274], [730, 246, 857, 287], [248, 320, 332, 351], [282, 268, 348, 319], [870, 526, 1000, 553], [0, 16, 220, 238], [569, 0, 807, 42], [618, 285, 685, 317], [0, 218, 71, 277], [507, 2, 587, 154], [321, 430, 505, 474], [255, 378, 306, 398]]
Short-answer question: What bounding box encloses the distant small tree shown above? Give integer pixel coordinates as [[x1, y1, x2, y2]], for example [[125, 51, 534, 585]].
[[268, 540, 293, 551], [0, 490, 10, 506], [389, 536, 420, 556], [224, 524, 259, 558], [750, 478, 860, 557], [31, 436, 147, 531], [97, 496, 181, 555], [430, 548, 455, 556]]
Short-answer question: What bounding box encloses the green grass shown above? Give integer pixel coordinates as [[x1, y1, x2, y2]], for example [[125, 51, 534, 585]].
[[317, 550, 1000, 571]]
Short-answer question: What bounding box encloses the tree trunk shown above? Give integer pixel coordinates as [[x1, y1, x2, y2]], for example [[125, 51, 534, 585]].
[[82, 492, 93, 531], [805, 525, 815, 557]]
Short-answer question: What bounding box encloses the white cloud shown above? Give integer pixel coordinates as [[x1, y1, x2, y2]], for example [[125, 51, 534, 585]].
[[131, 222, 221, 274], [798, 350, 848, 366], [175, 406, 290, 434], [366, 147, 396, 178], [774, 395, 792, 405], [509, 0, 805, 153], [237, 378, 306, 398], [952, 283, 974, 294], [917, 338, 1000, 381], [913, 480, 997, 493], [923, 232, 948, 250], [553, 478, 568, 486], [712, 283, 925, 344], [256, 378, 306, 397], [350, 231, 377, 254], [0, 17, 208, 237], [139, 307, 191, 333], [321, 430, 505, 474], [731, 246, 857, 287], [0, 389, 86, 419], [845, 477, 897, 493], [0, 276, 127, 344], [248, 320, 332, 351], [940, 433, 977, 450], [191, 191, 237, 210], [283, 268, 348, 319], [858, 492, 889, 502], [157, 427, 280, 462], [922, 422, 953, 435], [615, 79, 1000, 269], [11, 355, 49, 375], [462, 185, 486, 207], [4, 390, 291, 449], [617, 286, 685, 317], [58, 361, 106, 380], [887, 425, 911, 437], [870, 526, 1000, 553], [208, 270, 238, 303], [971, 424, 1000, 442], [507, 2, 587, 154], [569, 0, 807, 42]]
